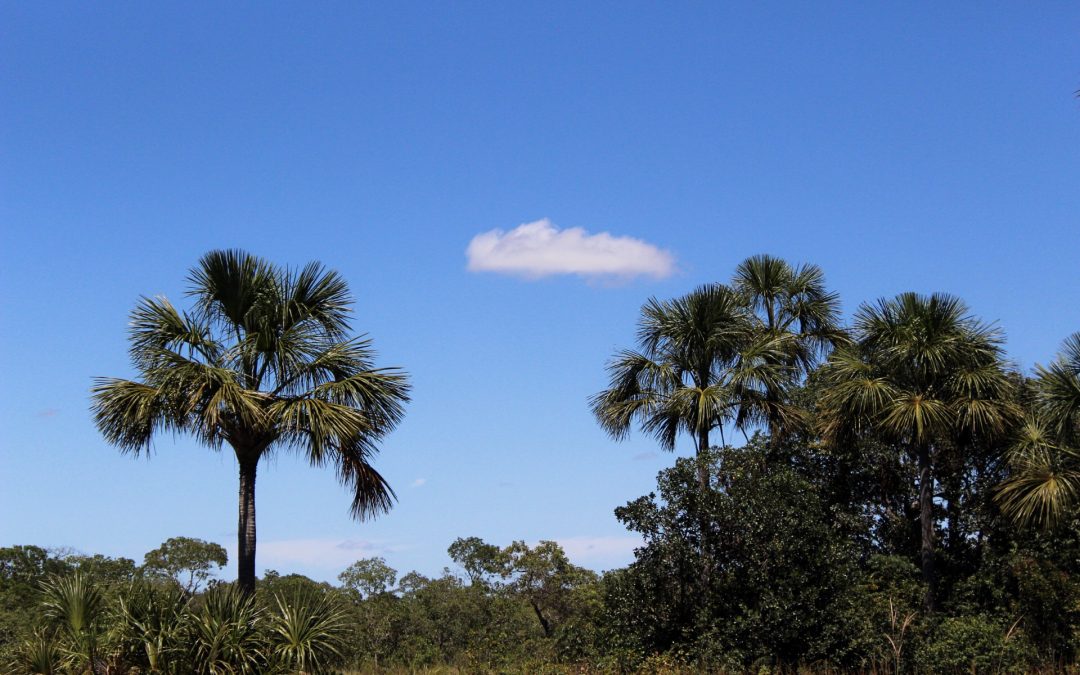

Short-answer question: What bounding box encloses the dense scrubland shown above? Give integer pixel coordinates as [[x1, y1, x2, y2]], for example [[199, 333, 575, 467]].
[[3, 252, 1079, 673]]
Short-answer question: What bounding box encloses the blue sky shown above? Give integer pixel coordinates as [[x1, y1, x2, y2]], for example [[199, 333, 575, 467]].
[[2, 3, 1078, 583]]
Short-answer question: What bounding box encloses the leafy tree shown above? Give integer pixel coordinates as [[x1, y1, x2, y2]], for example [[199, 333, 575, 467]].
[[819, 292, 1014, 610], [143, 536, 227, 593], [999, 332, 1080, 527], [63, 554, 139, 586], [0, 547, 71, 657], [91, 250, 411, 593], [449, 538, 597, 639], [447, 537, 505, 587], [338, 557, 397, 599], [606, 443, 874, 668]]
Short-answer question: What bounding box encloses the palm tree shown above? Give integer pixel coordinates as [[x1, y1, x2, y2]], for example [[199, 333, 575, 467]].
[[819, 292, 1013, 611], [92, 250, 410, 593], [590, 283, 789, 490], [732, 254, 846, 440], [998, 332, 1080, 528]]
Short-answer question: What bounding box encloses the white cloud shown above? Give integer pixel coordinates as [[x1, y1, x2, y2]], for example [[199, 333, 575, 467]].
[[555, 535, 643, 569], [410, 478, 427, 488], [253, 538, 394, 570], [466, 219, 675, 280]]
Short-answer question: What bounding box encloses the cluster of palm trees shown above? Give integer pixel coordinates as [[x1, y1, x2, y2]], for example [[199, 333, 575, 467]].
[[591, 254, 1080, 611], [590, 255, 844, 489]]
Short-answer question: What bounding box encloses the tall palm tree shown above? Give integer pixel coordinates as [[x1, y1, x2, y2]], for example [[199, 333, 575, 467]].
[[732, 254, 846, 440], [590, 283, 789, 490], [998, 332, 1080, 528], [819, 292, 1013, 611], [92, 250, 410, 593]]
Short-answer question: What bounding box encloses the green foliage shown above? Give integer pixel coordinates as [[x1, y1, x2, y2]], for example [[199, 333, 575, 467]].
[[338, 556, 397, 599], [112, 579, 192, 674], [38, 572, 106, 674], [447, 537, 504, 587], [143, 537, 228, 593], [606, 444, 877, 669], [188, 584, 267, 674], [448, 537, 599, 642], [267, 587, 350, 674], [999, 332, 1080, 528], [911, 615, 1033, 674], [0, 547, 70, 664]]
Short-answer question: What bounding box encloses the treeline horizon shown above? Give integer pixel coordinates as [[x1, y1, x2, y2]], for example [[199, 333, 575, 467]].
[[2, 251, 1079, 673]]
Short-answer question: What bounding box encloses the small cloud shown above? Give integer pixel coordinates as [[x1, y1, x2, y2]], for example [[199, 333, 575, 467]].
[[37, 408, 60, 418], [410, 478, 427, 488], [335, 539, 373, 551], [252, 538, 397, 570], [556, 535, 643, 569], [466, 219, 675, 280], [632, 452, 658, 461]]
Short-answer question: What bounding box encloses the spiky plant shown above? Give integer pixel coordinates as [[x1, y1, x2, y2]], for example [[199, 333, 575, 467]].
[[267, 587, 350, 674], [189, 584, 266, 675], [113, 580, 192, 674], [91, 250, 411, 592], [11, 629, 66, 675], [38, 572, 105, 674]]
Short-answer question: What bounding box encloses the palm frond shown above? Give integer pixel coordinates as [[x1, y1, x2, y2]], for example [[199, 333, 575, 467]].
[[337, 446, 397, 520], [1035, 334, 1080, 441], [91, 379, 174, 455], [997, 443, 1080, 530]]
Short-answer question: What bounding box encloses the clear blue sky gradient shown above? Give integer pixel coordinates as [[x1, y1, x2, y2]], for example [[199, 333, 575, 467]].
[[2, 3, 1078, 582]]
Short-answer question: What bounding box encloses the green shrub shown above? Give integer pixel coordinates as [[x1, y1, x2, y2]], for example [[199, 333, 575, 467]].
[[911, 614, 1034, 674]]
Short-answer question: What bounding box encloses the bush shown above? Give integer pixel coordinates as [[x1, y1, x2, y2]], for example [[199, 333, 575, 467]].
[[911, 614, 1034, 674]]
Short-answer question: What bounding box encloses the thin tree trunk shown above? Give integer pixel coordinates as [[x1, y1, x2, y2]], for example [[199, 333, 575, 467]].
[[696, 429, 713, 598], [917, 444, 936, 612], [696, 429, 710, 491], [530, 600, 552, 637], [238, 457, 258, 594]]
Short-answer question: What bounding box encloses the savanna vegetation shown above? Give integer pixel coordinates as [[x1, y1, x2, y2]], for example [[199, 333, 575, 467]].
[[4, 251, 1079, 673]]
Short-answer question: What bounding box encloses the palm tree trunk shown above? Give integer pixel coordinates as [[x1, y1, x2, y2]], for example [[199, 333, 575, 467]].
[[696, 429, 713, 596], [696, 429, 708, 483], [237, 457, 258, 594], [917, 444, 936, 612]]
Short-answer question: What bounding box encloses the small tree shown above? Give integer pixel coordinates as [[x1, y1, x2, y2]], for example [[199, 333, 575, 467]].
[[143, 537, 228, 593], [338, 557, 397, 599]]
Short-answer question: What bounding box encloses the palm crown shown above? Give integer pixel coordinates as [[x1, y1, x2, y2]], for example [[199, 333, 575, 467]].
[[998, 332, 1080, 528], [92, 250, 410, 591], [819, 292, 1014, 610], [590, 256, 845, 480]]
